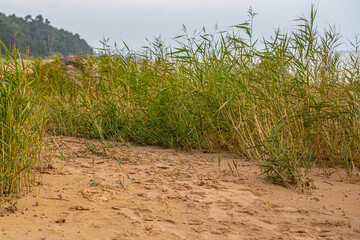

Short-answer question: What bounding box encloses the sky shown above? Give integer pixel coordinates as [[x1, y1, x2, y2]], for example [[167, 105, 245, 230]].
[[1, 0, 359, 51]]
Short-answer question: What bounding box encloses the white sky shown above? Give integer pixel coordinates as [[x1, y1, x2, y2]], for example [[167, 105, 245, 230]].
[[1, 0, 359, 51]]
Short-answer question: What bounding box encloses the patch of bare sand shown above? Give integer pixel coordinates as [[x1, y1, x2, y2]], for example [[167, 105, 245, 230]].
[[0, 135, 359, 239]]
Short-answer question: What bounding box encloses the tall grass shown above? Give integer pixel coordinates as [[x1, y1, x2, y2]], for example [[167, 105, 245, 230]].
[[38, 6, 359, 187], [0, 5, 356, 193], [0, 42, 44, 205]]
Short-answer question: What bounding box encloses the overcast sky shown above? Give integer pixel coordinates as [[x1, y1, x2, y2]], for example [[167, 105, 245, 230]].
[[1, 0, 359, 51]]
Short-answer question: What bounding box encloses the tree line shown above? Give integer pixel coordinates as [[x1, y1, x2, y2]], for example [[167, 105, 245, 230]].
[[0, 12, 93, 57]]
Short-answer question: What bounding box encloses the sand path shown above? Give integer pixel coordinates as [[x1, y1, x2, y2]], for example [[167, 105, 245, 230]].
[[0, 135, 359, 239]]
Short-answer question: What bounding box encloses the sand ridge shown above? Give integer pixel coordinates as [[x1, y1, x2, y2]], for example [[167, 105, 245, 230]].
[[0, 135, 359, 239]]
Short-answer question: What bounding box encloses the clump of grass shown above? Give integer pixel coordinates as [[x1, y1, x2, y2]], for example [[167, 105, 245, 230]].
[[0, 42, 44, 205], [38, 5, 359, 187]]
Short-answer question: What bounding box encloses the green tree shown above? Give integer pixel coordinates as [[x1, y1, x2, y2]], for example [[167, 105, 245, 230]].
[[0, 12, 93, 56]]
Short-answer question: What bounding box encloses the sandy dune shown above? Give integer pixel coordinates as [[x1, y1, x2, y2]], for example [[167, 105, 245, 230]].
[[0, 135, 359, 239]]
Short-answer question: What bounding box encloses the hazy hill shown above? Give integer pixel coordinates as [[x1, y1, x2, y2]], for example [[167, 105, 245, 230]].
[[0, 13, 93, 56]]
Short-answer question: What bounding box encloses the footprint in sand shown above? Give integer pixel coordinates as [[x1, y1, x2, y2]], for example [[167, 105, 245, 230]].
[[120, 208, 142, 221]]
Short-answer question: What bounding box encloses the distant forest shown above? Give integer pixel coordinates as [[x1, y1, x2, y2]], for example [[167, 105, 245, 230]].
[[0, 12, 93, 57]]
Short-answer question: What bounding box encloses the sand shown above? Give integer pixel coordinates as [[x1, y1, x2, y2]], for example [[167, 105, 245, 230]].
[[0, 135, 359, 239]]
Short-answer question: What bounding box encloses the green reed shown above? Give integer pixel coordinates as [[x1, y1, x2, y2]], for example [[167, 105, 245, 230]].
[[38, 5, 360, 187], [0, 42, 44, 204]]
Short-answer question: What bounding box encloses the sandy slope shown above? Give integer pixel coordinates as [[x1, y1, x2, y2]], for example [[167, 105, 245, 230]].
[[0, 135, 359, 240]]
